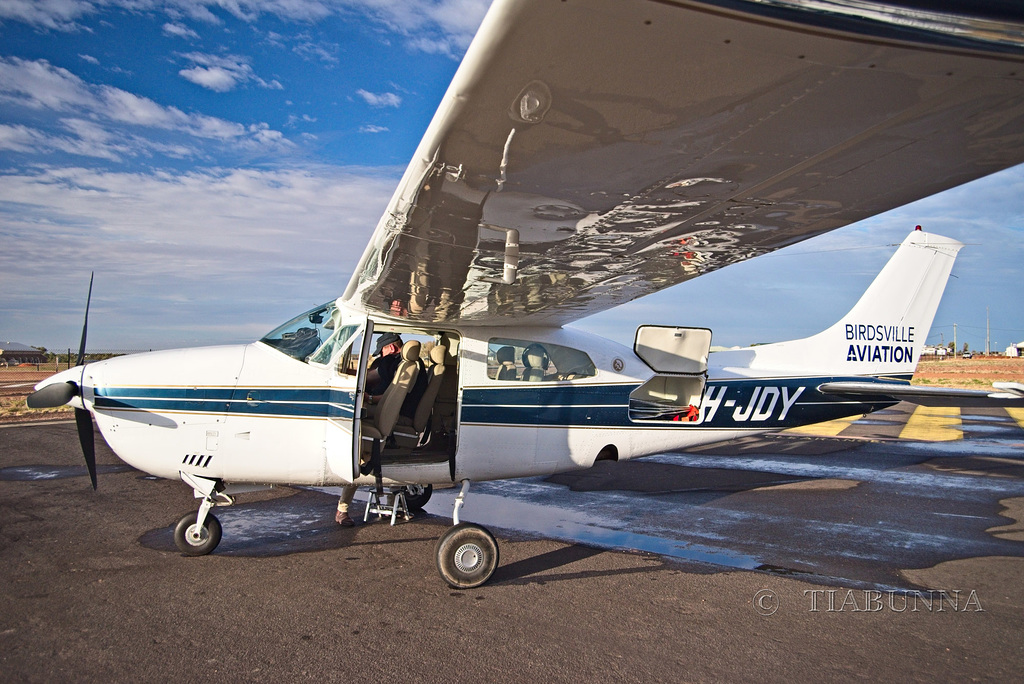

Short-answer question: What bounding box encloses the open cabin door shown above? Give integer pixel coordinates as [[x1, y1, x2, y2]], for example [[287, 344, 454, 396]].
[[630, 326, 712, 422], [325, 316, 374, 483]]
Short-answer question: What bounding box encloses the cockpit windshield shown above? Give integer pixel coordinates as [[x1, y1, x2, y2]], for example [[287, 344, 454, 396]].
[[260, 300, 362, 365]]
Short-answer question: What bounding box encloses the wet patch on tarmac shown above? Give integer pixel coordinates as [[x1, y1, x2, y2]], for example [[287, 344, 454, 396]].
[[139, 488, 437, 557], [0, 464, 133, 481], [525, 423, 1024, 590], [963, 414, 1016, 423]]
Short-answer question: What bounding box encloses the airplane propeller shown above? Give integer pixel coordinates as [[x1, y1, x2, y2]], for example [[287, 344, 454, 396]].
[[25, 273, 97, 489]]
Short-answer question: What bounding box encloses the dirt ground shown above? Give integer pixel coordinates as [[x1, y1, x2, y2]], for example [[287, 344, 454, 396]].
[[2, 422, 1023, 682], [912, 355, 1024, 390]]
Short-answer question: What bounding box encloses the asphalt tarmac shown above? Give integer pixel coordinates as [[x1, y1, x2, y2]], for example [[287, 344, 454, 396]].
[[2, 408, 1023, 682]]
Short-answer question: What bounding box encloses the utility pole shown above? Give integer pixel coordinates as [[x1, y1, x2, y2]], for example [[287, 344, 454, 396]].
[[986, 307, 991, 355], [953, 323, 957, 358]]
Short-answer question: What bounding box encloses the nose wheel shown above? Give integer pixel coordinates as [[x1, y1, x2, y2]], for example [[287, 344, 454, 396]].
[[173, 511, 222, 556], [174, 472, 230, 556], [435, 522, 499, 589]]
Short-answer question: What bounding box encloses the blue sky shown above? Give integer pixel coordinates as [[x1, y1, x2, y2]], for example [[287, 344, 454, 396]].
[[1, 0, 1023, 354]]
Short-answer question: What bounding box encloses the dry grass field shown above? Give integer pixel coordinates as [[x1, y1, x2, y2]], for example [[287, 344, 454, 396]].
[[912, 355, 1024, 390], [0, 368, 72, 423]]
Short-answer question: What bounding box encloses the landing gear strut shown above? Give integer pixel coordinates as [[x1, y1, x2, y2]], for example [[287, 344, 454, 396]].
[[174, 472, 231, 556], [434, 480, 499, 589]]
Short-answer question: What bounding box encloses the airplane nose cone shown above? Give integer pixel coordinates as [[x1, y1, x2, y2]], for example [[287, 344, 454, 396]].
[[26, 381, 79, 408], [27, 366, 87, 409]]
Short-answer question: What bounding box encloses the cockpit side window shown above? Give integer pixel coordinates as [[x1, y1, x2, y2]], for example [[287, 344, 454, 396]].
[[308, 323, 361, 366], [486, 338, 596, 381], [261, 301, 361, 365]]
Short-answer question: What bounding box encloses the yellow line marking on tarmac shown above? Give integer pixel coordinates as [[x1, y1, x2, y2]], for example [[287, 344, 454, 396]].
[[1006, 407, 1024, 431], [899, 406, 962, 441], [784, 415, 861, 437]]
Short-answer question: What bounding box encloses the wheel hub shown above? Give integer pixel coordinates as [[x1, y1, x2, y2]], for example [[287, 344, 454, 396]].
[[453, 543, 483, 572], [186, 524, 209, 546]]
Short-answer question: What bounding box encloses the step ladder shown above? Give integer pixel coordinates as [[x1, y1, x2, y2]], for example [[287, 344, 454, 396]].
[[363, 488, 411, 526]]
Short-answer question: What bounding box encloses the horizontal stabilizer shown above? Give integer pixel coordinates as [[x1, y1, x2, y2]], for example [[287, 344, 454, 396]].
[[819, 381, 1024, 408]]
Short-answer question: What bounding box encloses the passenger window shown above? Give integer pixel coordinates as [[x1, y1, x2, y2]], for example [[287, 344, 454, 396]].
[[486, 338, 596, 381]]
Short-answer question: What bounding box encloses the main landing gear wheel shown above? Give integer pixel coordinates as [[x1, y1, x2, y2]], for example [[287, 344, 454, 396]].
[[173, 511, 222, 556], [404, 484, 433, 511], [435, 522, 499, 589]]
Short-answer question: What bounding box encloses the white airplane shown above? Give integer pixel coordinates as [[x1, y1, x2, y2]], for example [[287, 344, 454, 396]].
[[28, 0, 1024, 588]]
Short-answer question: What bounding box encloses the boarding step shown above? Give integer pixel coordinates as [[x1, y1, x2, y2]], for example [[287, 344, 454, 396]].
[[363, 488, 412, 526]]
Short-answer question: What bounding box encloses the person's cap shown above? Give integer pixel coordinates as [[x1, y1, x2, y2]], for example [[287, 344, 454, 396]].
[[373, 332, 402, 356]]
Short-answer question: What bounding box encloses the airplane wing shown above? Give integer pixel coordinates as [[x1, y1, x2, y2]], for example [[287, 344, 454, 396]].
[[342, 0, 1024, 326]]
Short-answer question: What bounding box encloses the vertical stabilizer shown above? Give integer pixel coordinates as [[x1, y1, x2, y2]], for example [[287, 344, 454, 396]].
[[714, 230, 963, 377]]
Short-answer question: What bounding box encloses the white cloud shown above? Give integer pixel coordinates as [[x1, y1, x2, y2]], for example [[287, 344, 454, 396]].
[[0, 118, 198, 162], [286, 113, 317, 127], [0, 57, 290, 154], [0, 164, 401, 348], [179, 65, 239, 92], [292, 37, 340, 64], [79, 54, 100, 65], [0, 121, 123, 161], [0, 124, 45, 152], [356, 88, 400, 108], [0, 0, 94, 30], [0, 1, 492, 57], [349, 0, 491, 56], [163, 22, 200, 39], [359, 124, 387, 133], [0, 57, 96, 110], [178, 52, 284, 92]]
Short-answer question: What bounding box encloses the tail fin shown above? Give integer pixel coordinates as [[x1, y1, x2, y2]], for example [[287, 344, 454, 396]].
[[715, 229, 963, 377]]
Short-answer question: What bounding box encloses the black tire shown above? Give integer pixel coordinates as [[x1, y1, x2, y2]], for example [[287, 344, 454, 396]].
[[173, 511, 222, 556], [403, 484, 433, 511], [435, 523, 499, 589]]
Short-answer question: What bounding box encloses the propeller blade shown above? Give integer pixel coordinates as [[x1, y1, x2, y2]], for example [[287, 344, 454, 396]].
[[77, 272, 94, 367], [75, 407, 97, 490], [26, 382, 78, 409]]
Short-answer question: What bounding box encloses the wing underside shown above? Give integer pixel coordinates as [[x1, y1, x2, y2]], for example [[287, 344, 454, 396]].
[[343, 0, 1024, 327]]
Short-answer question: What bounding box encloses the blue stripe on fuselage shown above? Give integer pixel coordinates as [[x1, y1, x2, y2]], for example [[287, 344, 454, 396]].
[[461, 377, 903, 430], [91, 376, 904, 429], [93, 386, 356, 420]]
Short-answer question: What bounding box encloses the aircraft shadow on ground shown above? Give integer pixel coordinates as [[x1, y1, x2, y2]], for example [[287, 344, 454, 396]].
[[492, 544, 670, 586]]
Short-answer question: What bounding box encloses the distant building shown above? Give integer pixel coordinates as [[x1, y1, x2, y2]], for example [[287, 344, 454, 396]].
[[1006, 342, 1024, 358], [921, 345, 947, 358], [0, 341, 48, 366]]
